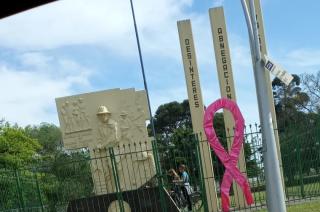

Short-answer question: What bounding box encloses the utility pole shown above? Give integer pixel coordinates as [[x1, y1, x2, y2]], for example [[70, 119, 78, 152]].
[[240, 0, 287, 211]]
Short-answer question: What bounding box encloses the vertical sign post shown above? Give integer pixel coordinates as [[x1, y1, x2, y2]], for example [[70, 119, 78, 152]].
[[241, 0, 287, 211], [245, 0, 285, 187], [178, 20, 219, 212], [209, 7, 247, 209]]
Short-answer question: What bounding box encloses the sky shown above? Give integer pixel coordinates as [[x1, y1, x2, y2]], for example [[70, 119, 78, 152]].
[[0, 0, 320, 127]]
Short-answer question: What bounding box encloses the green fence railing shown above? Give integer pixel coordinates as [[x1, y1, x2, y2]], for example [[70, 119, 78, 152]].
[[1, 122, 320, 212]]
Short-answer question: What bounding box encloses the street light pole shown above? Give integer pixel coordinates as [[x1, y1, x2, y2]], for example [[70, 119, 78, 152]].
[[240, 0, 287, 211]]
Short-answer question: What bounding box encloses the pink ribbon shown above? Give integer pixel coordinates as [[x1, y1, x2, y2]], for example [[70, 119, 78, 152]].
[[203, 98, 254, 212]]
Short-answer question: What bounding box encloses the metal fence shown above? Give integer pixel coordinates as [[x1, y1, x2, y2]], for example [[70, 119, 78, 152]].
[[205, 122, 320, 211], [1, 123, 320, 211]]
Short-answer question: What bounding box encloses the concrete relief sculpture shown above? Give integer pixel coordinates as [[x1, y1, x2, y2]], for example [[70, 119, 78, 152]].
[[91, 148, 115, 194], [58, 98, 93, 149], [108, 201, 131, 212], [60, 98, 91, 134], [77, 98, 91, 129], [60, 101, 72, 133], [119, 111, 132, 144], [96, 106, 119, 149], [132, 105, 147, 136], [56, 88, 155, 195]]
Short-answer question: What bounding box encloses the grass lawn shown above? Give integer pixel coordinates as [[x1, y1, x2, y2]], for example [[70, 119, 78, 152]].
[[189, 182, 320, 211], [226, 182, 320, 208], [258, 200, 320, 212]]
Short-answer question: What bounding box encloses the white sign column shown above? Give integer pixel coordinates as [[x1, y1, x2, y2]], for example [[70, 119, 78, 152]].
[[178, 20, 219, 212], [209, 7, 248, 209]]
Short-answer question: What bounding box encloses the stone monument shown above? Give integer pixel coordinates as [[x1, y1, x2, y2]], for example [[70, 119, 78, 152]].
[[56, 88, 156, 195]]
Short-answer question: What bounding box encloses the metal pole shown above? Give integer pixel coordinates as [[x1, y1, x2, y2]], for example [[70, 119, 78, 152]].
[[129, 0, 157, 139], [34, 172, 44, 212], [128, 3, 167, 212], [109, 147, 125, 212], [15, 170, 25, 212], [240, 0, 287, 211]]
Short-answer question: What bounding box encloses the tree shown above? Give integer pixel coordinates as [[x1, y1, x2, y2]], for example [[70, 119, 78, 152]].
[[153, 100, 191, 139], [301, 71, 320, 113], [0, 123, 41, 169], [23, 123, 93, 209], [272, 74, 310, 113], [272, 74, 312, 132], [273, 74, 320, 184], [24, 123, 62, 154], [40, 150, 93, 211], [0, 122, 43, 210]]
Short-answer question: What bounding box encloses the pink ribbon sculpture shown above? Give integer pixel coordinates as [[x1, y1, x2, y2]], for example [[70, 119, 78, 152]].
[[203, 98, 254, 212]]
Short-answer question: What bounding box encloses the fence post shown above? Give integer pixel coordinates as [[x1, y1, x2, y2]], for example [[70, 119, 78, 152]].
[[296, 138, 305, 198], [151, 140, 167, 212], [34, 172, 44, 212], [15, 170, 25, 212], [109, 147, 125, 212]]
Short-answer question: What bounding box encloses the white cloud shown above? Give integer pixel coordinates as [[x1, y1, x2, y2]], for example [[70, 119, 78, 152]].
[[0, 0, 193, 59], [0, 1, 133, 51], [282, 49, 320, 73], [0, 0, 263, 127], [20, 52, 52, 68], [0, 53, 92, 126], [0, 0, 198, 126]]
